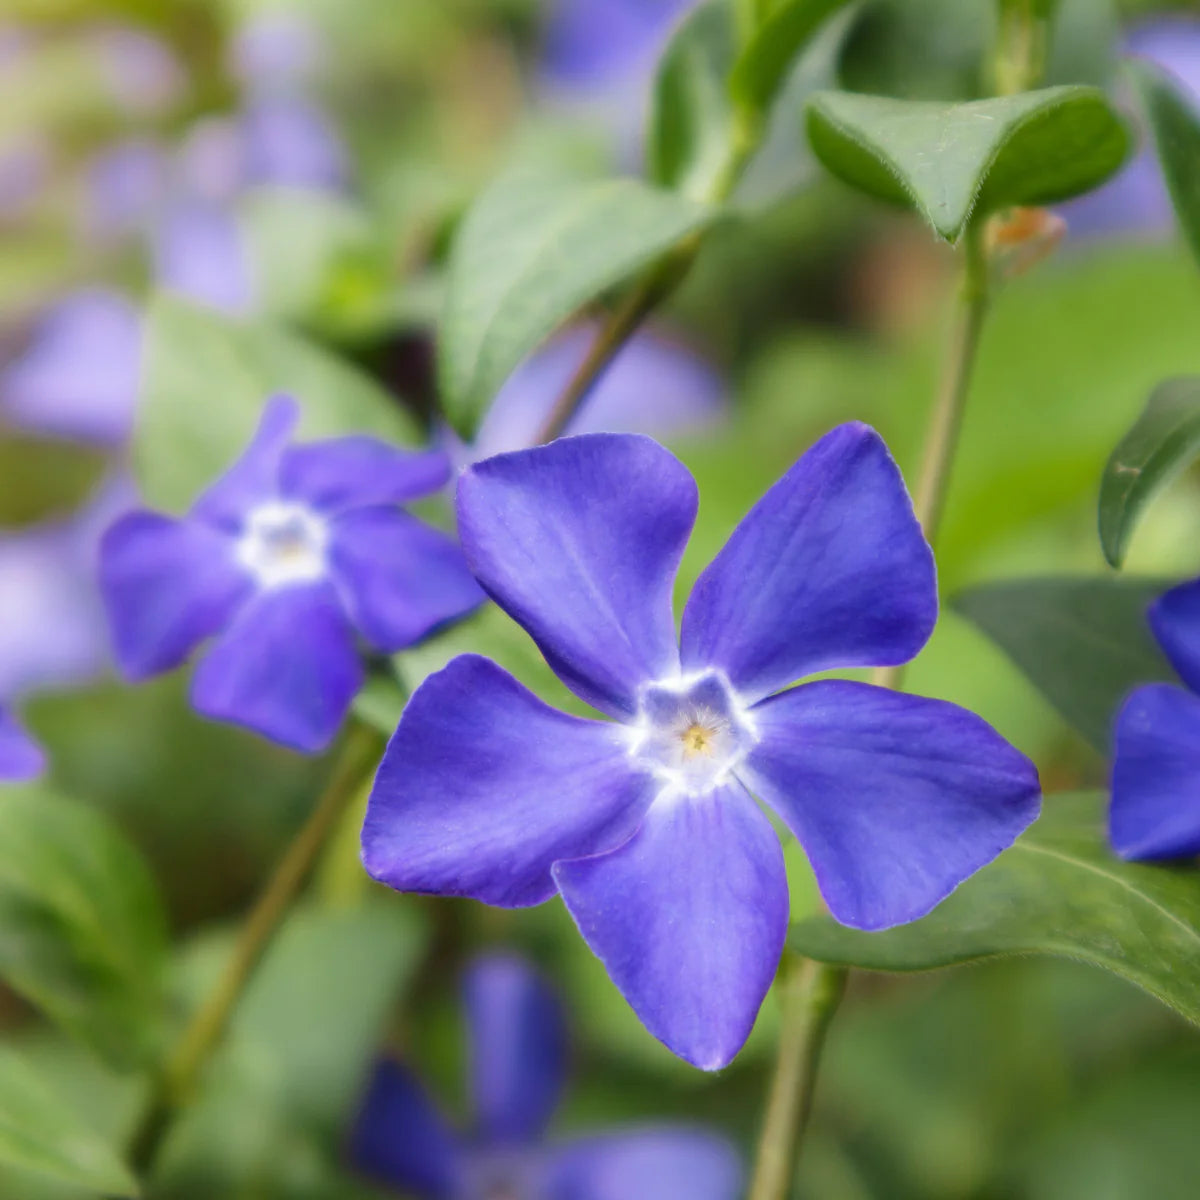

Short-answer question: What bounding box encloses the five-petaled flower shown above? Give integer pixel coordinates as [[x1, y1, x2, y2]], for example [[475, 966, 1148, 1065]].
[[99, 395, 483, 753], [361, 426, 1042, 1070], [350, 953, 742, 1200], [1110, 578, 1200, 858]]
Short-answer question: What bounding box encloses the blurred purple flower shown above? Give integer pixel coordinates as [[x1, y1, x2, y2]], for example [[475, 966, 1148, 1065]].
[[230, 10, 322, 92], [174, 118, 247, 206], [84, 139, 168, 245], [540, 0, 695, 90], [362, 427, 1041, 1069], [0, 134, 48, 222], [152, 201, 256, 315], [350, 954, 742, 1200], [239, 94, 349, 192], [537, 0, 697, 160], [1060, 17, 1200, 241], [1110, 579, 1200, 858], [0, 708, 43, 781], [93, 26, 184, 117], [450, 325, 724, 467], [99, 395, 482, 752], [0, 289, 141, 446], [0, 488, 124, 701]]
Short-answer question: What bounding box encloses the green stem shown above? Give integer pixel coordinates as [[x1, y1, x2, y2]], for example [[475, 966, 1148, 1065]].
[[127, 719, 384, 1178], [746, 222, 993, 1197], [747, 956, 848, 1200], [872, 223, 990, 691], [534, 109, 759, 445]]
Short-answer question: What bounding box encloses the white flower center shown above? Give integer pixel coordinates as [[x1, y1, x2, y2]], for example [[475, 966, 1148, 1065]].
[[235, 502, 328, 589], [628, 670, 757, 796]]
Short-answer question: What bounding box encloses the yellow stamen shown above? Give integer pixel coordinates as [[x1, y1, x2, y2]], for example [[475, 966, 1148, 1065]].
[[681, 723, 715, 757]]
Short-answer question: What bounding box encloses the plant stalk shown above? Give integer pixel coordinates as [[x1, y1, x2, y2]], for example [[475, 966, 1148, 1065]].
[[535, 109, 759, 445], [747, 956, 848, 1200], [127, 719, 384, 1178], [746, 223, 993, 1197]]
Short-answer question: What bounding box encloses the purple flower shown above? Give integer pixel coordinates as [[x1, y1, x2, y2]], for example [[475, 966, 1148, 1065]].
[[0, 133, 47, 223], [239, 94, 349, 193], [361, 427, 1041, 1068], [229, 11, 322, 92], [84, 139, 168, 245], [0, 478, 131, 700], [92, 26, 184, 117], [152, 201, 256, 315], [1110, 579, 1200, 858], [98, 396, 483, 752], [350, 954, 742, 1200], [449, 325, 724, 467], [540, 0, 696, 90], [0, 289, 142, 446], [0, 708, 43, 781], [1060, 18, 1200, 242]]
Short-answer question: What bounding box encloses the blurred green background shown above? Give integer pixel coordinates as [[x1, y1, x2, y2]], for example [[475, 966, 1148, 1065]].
[[4, 0, 1200, 1196]]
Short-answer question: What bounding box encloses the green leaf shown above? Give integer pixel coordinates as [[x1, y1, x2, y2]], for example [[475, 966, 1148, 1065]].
[[0, 1045, 138, 1196], [1130, 59, 1200, 271], [805, 85, 1129, 240], [0, 788, 169, 1069], [437, 167, 717, 437], [136, 296, 420, 512], [647, 1, 736, 195], [1099, 377, 1200, 569], [790, 792, 1200, 1027], [955, 576, 1176, 754], [730, 0, 854, 116]]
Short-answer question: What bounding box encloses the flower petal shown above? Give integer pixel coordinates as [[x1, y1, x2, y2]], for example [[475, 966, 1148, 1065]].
[[680, 423, 936, 703], [0, 289, 141, 446], [153, 200, 255, 315], [1149, 579, 1200, 693], [190, 581, 362, 752], [280, 438, 450, 512], [99, 511, 250, 680], [240, 95, 349, 191], [544, 1129, 742, 1200], [1110, 683, 1200, 859], [0, 709, 44, 781], [456, 435, 696, 718], [329, 508, 482, 651], [191, 395, 298, 529], [463, 954, 567, 1146], [361, 655, 655, 907], [740, 681, 1041, 931], [553, 782, 788, 1071], [348, 1059, 463, 1199]]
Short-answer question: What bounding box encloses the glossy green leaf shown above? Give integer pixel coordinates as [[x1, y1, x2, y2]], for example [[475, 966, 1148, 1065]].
[[136, 296, 420, 512], [0, 787, 169, 1069], [955, 576, 1176, 753], [805, 85, 1129, 240], [0, 1045, 138, 1196], [1130, 59, 1200, 270], [647, 1, 736, 195], [730, 0, 853, 115], [437, 167, 716, 436], [790, 792, 1200, 1026], [1099, 377, 1200, 569]]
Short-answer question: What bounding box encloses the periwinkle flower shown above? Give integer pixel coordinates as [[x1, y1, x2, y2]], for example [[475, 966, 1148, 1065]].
[[350, 954, 742, 1200], [1110, 579, 1200, 858], [92, 26, 184, 117], [99, 396, 483, 752], [229, 10, 321, 91], [0, 133, 47, 223], [451, 325, 724, 467], [362, 427, 1042, 1068], [85, 139, 168, 245], [152, 201, 256, 316], [0, 289, 141, 446], [0, 708, 42, 781], [239, 94, 349, 193]]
